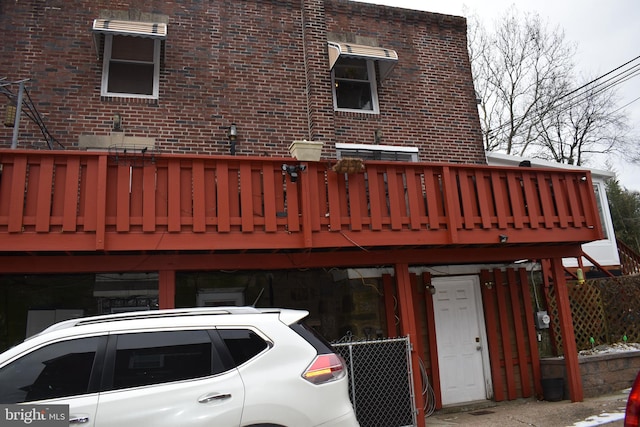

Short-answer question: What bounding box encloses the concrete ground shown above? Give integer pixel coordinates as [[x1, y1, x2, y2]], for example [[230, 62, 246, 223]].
[[425, 388, 630, 426]]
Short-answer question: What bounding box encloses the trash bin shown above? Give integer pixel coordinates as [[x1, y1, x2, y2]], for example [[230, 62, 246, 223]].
[[541, 377, 564, 401]]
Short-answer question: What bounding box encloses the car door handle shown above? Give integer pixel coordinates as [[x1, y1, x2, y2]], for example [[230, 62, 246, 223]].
[[69, 415, 90, 424], [198, 392, 232, 403]]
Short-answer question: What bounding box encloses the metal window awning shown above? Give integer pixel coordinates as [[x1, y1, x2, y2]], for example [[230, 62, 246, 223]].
[[92, 19, 167, 39], [92, 19, 167, 58], [328, 41, 398, 81]]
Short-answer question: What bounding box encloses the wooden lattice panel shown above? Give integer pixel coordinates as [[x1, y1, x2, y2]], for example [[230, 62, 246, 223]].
[[568, 282, 607, 349], [547, 276, 640, 354], [594, 277, 640, 343]]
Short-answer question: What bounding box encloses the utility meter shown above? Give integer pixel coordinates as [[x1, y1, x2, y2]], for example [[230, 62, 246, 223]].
[[535, 310, 551, 329]]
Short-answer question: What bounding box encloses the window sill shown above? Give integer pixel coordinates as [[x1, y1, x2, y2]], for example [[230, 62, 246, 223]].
[[100, 96, 159, 106], [334, 109, 380, 118]]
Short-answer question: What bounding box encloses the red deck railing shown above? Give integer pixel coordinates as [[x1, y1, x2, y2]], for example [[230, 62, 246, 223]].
[[0, 149, 603, 252], [617, 238, 640, 275]]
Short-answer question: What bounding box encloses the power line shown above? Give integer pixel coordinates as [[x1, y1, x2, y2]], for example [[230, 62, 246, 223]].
[[484, 55, 640, 139], [555, 54, 640, 103], [611, 95, 640, 115], [548, 65, 640, 118]]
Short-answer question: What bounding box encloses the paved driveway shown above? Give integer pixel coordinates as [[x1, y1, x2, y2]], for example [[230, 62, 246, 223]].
[[426, 388, 629, 426]]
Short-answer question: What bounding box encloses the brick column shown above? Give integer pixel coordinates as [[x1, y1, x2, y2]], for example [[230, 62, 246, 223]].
[[300, 0, 336, 145]]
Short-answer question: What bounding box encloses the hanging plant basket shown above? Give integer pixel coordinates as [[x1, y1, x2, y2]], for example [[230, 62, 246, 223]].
[[332, 158, 365, 174]]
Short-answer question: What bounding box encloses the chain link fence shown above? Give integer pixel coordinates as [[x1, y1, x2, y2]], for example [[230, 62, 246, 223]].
[[333, 337, 416, 427]]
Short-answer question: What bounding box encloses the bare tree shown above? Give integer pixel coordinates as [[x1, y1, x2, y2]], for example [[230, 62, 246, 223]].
[[468, 7, 637, 165], [532, 83, 630, 165], [468, 6, 575, 155]]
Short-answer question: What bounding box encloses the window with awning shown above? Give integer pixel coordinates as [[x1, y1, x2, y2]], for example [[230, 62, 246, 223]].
[[327, 41, 398, 81], [92, 19, 167, 99], [328, 42, 398, 114]]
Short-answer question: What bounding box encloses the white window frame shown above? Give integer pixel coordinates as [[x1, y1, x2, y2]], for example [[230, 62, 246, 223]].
[[101, 34, 161, 99], [331, 59, 380, 114], [335, 142, 418, 162]]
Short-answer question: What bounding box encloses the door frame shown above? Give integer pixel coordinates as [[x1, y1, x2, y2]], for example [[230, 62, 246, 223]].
[[431, 275, 493, 403]]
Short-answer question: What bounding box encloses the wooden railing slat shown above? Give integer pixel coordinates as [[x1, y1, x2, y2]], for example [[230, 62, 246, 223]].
[[142, 165, 157, 232], [424, 168, 440, 230], [458, 170, 475, 230], [263, 165, 278, 232], [386, 166, 403, 230], [167, 161, 181, 232], [216, 162, 230, 232], [192, 160, 206, 233], [367, 166, 383, 230], [521, 172, 539, 229], [116, 165, 131, 232], [506, 172, 524, 229], [536, 174, 556, 229], [82, 157, 99, 232], [405, 167, 422, 230], [475, 170, 492, 229], [240, 163, 254, 233], [35, 157, 54, 232], [8, 156, 27, 233]]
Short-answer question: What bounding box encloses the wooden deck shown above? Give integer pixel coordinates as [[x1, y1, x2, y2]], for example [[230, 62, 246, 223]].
[[0, 148, 594, 407], [0, 149, 603, 254]]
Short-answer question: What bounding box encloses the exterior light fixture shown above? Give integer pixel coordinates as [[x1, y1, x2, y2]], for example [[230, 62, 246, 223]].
[[499, 234, 508, 243], [228, 123, 237, 155], [4, 102, 16, 127], [113, 113, 122, 131], [282, 163, 306, 183]]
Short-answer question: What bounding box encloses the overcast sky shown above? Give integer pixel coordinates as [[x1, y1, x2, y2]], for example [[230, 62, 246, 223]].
[[352, 0, 640, 190]]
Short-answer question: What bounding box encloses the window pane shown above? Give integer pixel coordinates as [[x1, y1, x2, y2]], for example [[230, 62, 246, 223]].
[[0, 337, 100, 403], [335, 80, 374, 110], [593, 184, 608, 239], [218, 329, 268, 366], [334, 58, 369, 80], [111, 36, 154, 62], [108, 62, 154, 95], [113, 331, 213, 390]]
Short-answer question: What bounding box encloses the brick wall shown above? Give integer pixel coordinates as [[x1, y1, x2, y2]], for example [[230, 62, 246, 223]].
[[541, 351, 640, 398], [0, 0, 485, 163]]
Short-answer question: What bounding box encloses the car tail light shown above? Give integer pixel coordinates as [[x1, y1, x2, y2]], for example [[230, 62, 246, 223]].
[[302, 353, 346, 384], [626, 373, 640, 427]]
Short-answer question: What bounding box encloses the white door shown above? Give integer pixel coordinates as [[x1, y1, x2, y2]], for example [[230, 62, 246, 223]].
[[432, 275, 489, 405]]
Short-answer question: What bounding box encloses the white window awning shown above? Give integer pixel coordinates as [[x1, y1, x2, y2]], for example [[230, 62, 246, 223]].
[[92, 19, 167, 39], [328, 41, 398, 81]]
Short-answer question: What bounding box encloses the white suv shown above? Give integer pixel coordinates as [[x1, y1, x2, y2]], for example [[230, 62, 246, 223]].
[[0, 307, 359, 427]]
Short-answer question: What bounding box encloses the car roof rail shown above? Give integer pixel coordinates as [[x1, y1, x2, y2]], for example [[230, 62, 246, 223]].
[[34, 306, 280, 337]]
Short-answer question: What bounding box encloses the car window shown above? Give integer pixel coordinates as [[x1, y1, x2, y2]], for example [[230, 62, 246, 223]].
[[112, 330, 220, 390], [0, 336, 101, 403], [218, 329, 269, 366], [290, 321, 335, 355]]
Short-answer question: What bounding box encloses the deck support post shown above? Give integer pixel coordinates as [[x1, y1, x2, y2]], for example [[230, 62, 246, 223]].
[[158, 270, 176, 309], [550, 257, 584, 402], [394, 263, 426, 427]]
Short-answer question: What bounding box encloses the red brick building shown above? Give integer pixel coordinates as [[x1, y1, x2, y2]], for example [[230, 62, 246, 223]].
[[1, 0, 602, 423], [0, 0, 484, 161]]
